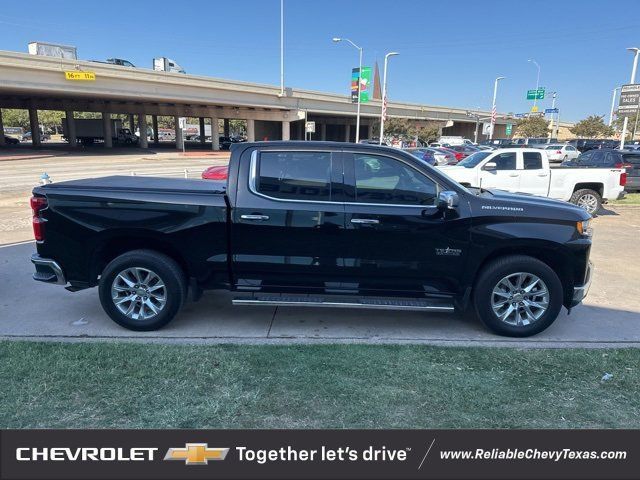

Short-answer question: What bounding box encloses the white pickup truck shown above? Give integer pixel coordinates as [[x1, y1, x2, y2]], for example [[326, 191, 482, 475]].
[[438, 148, 626, 214]]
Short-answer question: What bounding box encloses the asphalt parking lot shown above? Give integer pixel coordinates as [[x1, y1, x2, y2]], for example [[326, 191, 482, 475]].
[[1, 152, 639, 347], [1, 206, 640, 348]]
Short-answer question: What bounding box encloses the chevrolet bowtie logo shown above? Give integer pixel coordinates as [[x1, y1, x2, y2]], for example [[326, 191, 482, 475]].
[[164, 443, 229, 465]]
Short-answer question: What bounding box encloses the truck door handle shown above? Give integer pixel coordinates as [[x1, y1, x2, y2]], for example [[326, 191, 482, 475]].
[[509, 173, 520, 177], [537, 173, 549, 177], [240, 214, 270, 221], [351, 218, 380, 225]]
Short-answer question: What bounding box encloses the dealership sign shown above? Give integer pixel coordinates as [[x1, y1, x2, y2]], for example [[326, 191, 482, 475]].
[[618, 84, 640, 116]]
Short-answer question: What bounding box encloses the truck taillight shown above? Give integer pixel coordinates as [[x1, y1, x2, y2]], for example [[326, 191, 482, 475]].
[[556, 150, 562, 154], [30, 196, 47, 241], [620, 172, 627, 187]]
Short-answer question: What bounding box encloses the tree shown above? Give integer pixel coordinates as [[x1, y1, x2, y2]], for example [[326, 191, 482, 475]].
[[1, 109, 29, 129], [570, 115, 614, 138], [371, 117, 439, 143], [514, 116, 549, 137]]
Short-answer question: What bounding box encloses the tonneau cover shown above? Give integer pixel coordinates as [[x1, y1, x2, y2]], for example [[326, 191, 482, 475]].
[[38, 175, 226, 195]]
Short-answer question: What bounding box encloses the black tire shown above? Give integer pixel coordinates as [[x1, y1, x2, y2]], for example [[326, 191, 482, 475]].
[[473, 255, 563, 337], [570, 188, 602, 215], [98, 249, 187, 331]]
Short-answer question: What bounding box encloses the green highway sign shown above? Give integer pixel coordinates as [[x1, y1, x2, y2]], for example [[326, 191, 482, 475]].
[[526, 89, 545, 100]]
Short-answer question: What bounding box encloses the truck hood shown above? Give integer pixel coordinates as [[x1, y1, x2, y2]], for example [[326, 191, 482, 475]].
[[477, 188, 591, 221]]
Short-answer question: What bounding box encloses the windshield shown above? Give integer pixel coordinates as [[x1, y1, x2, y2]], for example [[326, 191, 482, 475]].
[[456, 151, 492, 168]]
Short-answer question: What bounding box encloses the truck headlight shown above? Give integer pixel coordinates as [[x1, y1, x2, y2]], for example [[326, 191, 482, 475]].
[[577, 219, 593, 237]]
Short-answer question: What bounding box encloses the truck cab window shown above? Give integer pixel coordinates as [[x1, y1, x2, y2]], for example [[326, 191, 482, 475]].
[[492, 152, 517, 170], [523, 152, 543, 170], [256, 151, 332, 201], [353, 154, 437, 205]]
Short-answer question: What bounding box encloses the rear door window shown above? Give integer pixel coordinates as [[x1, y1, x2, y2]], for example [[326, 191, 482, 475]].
[[256, 151, 332, 201], [523, 152, 543, 170]]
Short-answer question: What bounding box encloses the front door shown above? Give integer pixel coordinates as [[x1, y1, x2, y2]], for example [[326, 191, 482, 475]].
[[341, 152, 470, 296], [231, 148, 346, 292], [478, 151, 520, 191]]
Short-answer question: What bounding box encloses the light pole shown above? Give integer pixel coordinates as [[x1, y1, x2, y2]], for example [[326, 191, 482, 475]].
[[279, 0, 285, 96], [333, 37, 363, 143], [528, 59, 541, 110], [620, 47, 640, 149], [547, 92, 557, 143], [489, 76, 505, 140], [379, 52, 399, 145], [609, 87, 620, 126]]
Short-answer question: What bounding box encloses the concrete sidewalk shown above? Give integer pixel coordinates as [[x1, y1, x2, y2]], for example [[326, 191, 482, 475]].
[[2, 241, 639, 348]]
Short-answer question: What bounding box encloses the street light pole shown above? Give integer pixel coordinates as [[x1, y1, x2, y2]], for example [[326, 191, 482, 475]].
[[547, 92, 557, 143], [609, 87, 620, 126], [489, 76, 504, 140], [620, 47, 640, 149], [379, 52, 399, 145], [279, 0, 284, 97], [333, 37, 363, 143], [528, 59, 541, 110]]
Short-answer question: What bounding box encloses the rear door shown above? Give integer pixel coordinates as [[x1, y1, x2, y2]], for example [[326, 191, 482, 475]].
[[231, 148, 346, 291], [517, 151, 549, 197]]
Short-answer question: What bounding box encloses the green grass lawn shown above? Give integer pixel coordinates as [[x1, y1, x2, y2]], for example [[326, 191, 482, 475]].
[[611, 192, 640, 204], [1, 341, 638, 429]]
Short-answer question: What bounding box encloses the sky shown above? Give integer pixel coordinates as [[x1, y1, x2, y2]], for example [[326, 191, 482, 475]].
[[0, 0, 638, 122]]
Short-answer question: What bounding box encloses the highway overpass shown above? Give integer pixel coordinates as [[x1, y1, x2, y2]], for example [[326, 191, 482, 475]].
[[0, 50, 546, 149]]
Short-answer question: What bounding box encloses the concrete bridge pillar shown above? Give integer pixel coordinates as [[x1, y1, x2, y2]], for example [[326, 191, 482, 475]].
[[246, 119, 255, 142], [152, 115, 159, 144], [102, 113, 113, 148], [345, 124, 351, 142], [174, 116, 184, 150], [320, 123, 327, 141], [199, 117, 206, 145], [282, 120, 290, 140], [65, 111, 76, 147], [0, 109, 5, 146], [128, 114, 135, 132], [139, 114, 148, 148], [210, 117, 219, 150], [223, 118, 230, 137], [29, 108, 41, 147]]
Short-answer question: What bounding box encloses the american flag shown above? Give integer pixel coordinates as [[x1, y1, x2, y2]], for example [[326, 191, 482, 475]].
[[382, 95, 388, 121], [491, 105, 497, 125]]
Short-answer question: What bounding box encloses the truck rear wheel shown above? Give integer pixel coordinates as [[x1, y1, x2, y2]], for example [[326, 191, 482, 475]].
[[570, 189, 601, 215], [473, 255, 563, 337], [98, 250, 187, 331]]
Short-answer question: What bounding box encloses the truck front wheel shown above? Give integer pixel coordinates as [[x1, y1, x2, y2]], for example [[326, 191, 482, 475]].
[[98, 250, 187, 331], [570, 189, 602, 215], [473, 255, 563, 337]]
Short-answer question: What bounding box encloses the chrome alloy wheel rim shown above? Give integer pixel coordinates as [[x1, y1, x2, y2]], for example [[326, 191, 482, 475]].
[[577, 194, 598, 214], [491, 272, 549, 326], [111, 267, 167, 321]]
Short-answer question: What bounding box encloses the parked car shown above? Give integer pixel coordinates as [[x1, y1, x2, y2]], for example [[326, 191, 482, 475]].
[[567, 139, 616, 153], [438, 146, 464, 163], [429, 147, 457, 165], [542, 144, 580, 163], [562, 149, 640, 193], [2, 135, 20, 145], [403, 148, 437, 166], [438, 148, 626, 214], [30, 141, 593, 337], [219, 136, 233, 150], [201, 165, 229, 180], [480, 138, 512, 148], [447, 145, 480, 159], [22, 131, 51, 142]]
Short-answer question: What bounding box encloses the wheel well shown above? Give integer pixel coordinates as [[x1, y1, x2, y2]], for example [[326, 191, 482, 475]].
[[91, 237, 189, 285], [573, 183, 603, 197], [474, 247, 574, 304]]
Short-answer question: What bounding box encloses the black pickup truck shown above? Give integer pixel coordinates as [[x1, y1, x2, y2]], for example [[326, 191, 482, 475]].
[[30, 141, 593, 337]]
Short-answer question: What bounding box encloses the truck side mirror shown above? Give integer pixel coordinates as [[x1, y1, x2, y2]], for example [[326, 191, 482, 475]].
[[483, 161, 497, 171], [437, 191, 459, 210]]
